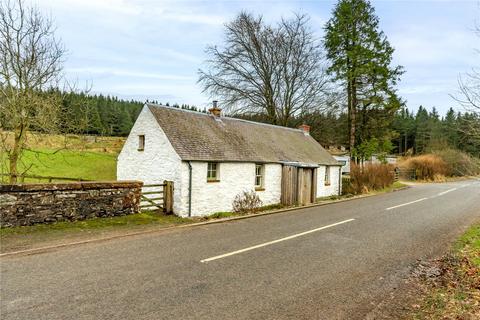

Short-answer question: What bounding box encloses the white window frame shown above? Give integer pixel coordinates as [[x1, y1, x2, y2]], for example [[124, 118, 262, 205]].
[[325, 166, 331, 186], [207, 162, 219, 181], [255, 164, 264, 189]]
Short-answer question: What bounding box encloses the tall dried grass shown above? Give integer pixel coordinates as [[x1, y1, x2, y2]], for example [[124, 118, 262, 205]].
[[432, 149, 480, 177], [400, 154, 448, 181], [346, 163, 395, 194]]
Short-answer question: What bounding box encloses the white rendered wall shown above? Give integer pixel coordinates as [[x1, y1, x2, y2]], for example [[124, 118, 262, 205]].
[[178, 162, 282, 217], [117, 106, 185, 214], [316, 165, 342, 198], [333, 155, 351, 174]]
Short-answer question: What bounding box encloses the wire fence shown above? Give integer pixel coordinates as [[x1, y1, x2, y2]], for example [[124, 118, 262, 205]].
[[0, 173, 92, 184]]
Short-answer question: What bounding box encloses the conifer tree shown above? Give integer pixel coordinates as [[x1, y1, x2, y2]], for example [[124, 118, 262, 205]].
[[324, 0, 403, 157]]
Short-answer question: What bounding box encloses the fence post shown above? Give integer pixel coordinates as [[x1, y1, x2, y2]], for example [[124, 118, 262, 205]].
[[163, 180, 174, 214]]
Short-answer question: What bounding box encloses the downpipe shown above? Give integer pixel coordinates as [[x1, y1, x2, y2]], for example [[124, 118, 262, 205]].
[[338, 166, 342, 196], [188, 161, 192, 217]]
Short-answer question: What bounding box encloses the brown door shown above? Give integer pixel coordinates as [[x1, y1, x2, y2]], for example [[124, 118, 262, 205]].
[[281, 166, 317, 206], [300, 168, 313, 205], [281, 165, 298, 206]]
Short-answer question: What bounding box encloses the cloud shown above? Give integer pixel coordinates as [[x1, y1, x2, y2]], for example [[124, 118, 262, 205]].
[[65, 67, 195, 81], [156, 11, 227, 26], [33, 0, 142, 16], [27, 0, 479, 115], [392, 30, 477, 66]]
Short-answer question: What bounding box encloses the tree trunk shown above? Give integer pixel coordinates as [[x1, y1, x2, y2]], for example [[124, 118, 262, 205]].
[[350, 79, 357, 160], [347, 78, 352, 153], [399, 134, 402, 155], [9, 125, 26, 184]]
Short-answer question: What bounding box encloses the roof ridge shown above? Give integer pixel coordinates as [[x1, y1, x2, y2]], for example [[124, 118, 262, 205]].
[[146, 103, 303, 133]]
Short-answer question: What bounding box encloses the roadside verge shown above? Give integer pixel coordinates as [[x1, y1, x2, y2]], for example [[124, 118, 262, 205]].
[[366, 222, 480, 319], [0, 183, 409, 258]]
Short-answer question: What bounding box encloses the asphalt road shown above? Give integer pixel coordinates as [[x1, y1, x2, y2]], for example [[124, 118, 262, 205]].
[[2, 180, 480, 320]]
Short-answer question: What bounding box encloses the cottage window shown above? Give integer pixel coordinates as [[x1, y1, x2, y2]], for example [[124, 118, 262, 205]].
[[325, 166, 331, 186], [207, 162, 219, 182], [255, 164, 264, 189], [138, 135, 145, 151]]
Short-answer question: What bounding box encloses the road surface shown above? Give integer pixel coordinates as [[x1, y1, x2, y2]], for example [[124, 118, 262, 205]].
[[1, 180, 480, 319]]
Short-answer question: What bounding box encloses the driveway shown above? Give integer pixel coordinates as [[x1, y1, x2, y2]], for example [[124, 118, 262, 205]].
[[1, 180, 480, 319]]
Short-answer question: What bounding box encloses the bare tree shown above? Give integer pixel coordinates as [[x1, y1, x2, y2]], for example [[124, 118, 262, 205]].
[[198, 12, 330, 126], [454, 22, 480, 139], [0, 0, 66, 183]]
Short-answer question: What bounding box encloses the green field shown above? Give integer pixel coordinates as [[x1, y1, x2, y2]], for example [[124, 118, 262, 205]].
[[1, 148, 117, 182], [1, 133, 123, 182]]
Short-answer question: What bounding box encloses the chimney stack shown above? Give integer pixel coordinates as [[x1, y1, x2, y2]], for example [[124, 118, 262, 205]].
[[208, 100, 222, 117], [298, 124, 310, 136]]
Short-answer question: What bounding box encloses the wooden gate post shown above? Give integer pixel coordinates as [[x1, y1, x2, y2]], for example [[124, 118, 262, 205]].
[[163, 180, 174, 214]]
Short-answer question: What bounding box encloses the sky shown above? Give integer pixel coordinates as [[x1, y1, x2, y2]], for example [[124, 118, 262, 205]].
[[30, 0, 479, 115]]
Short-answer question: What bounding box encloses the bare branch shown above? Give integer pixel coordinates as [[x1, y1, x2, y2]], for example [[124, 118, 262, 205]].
[[198, 12, 330, 126]]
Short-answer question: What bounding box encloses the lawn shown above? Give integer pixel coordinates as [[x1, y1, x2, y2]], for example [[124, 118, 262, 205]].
[[1, 132, 124, 182], [1, 148, 117, 182]]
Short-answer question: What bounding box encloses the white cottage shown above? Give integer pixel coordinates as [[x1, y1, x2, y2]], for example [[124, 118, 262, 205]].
[[117, 103, 342, 217]]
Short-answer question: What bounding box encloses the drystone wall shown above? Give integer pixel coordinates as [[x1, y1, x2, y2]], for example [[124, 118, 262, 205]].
[[0, 181, 142, 227]]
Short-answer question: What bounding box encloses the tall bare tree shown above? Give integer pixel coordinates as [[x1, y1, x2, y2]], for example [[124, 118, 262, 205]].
[[198, 12, 329, 126], [0, 0, 66, 183], [454, 22, 480, 139]]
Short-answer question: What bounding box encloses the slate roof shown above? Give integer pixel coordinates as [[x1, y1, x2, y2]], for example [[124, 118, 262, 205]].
[[147, 104, 340, 166]]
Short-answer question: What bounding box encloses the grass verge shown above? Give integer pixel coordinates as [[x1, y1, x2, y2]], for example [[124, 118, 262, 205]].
[[371, 181, 408, 194], [203, 203, 286, 221], [411, 223, 480, 319], [0, 212, 189, 253]]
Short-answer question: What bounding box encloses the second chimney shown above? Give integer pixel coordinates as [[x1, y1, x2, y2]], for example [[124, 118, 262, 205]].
[[208, 100, 222, 117], [298, 124, 310, 136]]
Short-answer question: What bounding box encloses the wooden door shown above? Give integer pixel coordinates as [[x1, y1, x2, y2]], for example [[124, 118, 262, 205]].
[[281, 166, 317, 206], [281, 165, 298, 206], [300, 168, 313, 205]]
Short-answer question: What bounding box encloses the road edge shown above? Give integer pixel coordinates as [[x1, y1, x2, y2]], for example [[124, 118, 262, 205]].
[[0, 186, 410, 258]]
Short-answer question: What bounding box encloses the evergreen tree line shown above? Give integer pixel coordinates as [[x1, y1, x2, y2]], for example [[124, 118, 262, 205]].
[[60, 92, 204, 136], [60, 91, 479, 158], [61, 92, 144, 136], [237, 106, 480, 158], [391, 106, 480, 157]]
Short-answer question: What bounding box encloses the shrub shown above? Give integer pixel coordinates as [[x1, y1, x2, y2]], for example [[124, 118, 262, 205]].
[[400, 154, 449, 180], [232, 190, 262, 214], [341, 176, 354, 195], [346, 163, 395, 194], [432, 149, 480, 177]]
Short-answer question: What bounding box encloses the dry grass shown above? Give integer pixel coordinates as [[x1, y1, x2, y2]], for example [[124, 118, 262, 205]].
[[432, 149, 480, 177], [399, 151, 480, 181], [344, 163, 395, 195], [411, 224, 480, 319], [400, 154, 449, 181], [1, 131, 125, 154]]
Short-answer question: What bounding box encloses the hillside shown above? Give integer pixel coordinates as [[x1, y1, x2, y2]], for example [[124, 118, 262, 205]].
[[1, 132, 125, 183]]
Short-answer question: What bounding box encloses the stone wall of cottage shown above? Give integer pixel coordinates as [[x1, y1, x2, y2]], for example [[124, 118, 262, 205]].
[[316, 165, 342, 198], [0, 181, 142, 227], [117, 105, 184, 215], [178, 162, 283, 217]]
